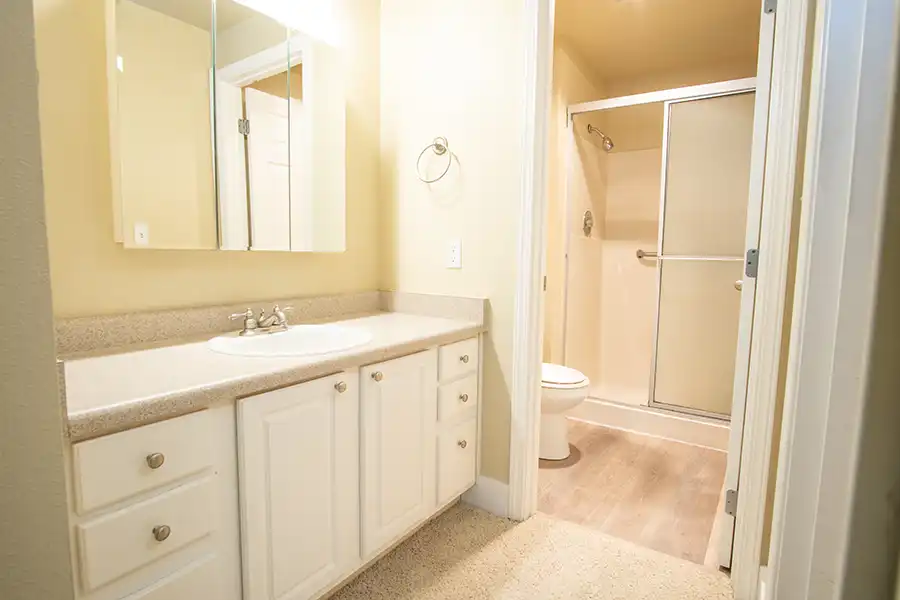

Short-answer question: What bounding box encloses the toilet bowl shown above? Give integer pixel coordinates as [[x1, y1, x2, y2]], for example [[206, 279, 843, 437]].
[[540, 363, 590, 460]]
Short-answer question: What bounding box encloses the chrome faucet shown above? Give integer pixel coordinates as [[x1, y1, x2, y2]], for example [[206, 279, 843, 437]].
[[257, 304, 292, 331], [230, 305, 293, 336]]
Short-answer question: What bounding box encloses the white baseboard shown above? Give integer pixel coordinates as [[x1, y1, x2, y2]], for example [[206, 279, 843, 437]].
[[569, 398, 730, 451], [462, 476, 509, 518], [758, 566, 770, 600]]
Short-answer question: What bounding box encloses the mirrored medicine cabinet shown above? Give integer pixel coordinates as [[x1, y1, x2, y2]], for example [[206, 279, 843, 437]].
[[109, 0, 346, 252]]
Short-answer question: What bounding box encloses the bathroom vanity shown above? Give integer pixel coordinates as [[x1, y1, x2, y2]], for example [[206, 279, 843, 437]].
[[59, 309, 484, 600]]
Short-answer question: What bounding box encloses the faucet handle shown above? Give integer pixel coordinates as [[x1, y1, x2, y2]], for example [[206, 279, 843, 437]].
[[229, 308, 259, 336], [272, 304, 293, 326]]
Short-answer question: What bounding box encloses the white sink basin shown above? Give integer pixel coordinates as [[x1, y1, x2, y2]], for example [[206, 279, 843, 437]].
[[207, 324, 372, 358]]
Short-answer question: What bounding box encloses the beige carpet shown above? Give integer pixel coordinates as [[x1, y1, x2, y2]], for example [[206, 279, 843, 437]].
[[331, 504, 733, 600]]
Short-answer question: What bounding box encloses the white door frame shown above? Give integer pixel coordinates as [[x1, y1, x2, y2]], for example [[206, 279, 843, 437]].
[[214, 33, 313, 252], [727, 0, 816, 595], [768, 0, 900, 598], [510, 1, 815, 598]]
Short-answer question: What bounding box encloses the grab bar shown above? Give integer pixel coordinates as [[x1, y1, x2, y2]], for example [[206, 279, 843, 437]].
[[636, 250, 744, 262]]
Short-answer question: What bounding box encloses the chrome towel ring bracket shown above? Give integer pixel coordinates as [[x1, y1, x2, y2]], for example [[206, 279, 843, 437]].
[[416, 136, 454, 183]]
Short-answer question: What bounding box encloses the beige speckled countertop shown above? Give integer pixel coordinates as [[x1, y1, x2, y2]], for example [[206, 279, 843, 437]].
[[63, 312, 483, 442]]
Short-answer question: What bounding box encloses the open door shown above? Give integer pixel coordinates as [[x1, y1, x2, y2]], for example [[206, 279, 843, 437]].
[[244, 86, 292, 251], [717, 5, 776, 570]]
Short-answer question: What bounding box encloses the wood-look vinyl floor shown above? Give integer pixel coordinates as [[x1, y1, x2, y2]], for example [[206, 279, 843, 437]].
[[538, 420, 727, 566]]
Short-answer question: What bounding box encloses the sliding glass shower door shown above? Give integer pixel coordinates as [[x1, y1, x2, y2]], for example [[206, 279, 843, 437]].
[[650, 91, 756, 418]]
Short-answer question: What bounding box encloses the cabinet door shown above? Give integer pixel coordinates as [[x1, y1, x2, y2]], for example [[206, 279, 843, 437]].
[[360, 350, 437, 558], [238, 372, 360, 600]]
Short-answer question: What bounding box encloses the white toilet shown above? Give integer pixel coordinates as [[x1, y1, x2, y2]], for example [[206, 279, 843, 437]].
[[540, 363, 590, 460]]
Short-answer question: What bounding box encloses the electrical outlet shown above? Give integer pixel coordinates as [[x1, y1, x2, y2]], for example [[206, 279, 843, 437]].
[[134, 222, 149, 246], [447, 239, 462, 269]]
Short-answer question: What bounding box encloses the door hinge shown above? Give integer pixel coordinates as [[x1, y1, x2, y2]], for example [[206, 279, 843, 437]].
[[237, 118, 250, 136], [745, 248, 759, 278], [725, 488, 738, 516], [764, 0, 776, 14], [543, 275, 547, 291]]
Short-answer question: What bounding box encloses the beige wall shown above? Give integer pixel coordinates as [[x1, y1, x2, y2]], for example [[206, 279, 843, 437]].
[[0, 2, 74, 597], [117, 0, 217, 249], [596, 146, 660, 404], [563, 114, 608, 386], [248, 64, 303, 100], [380, 0, 527, 483], [544, 42, 606, 365], [33, 0, 380, 318], [216, 10, 286, 67]]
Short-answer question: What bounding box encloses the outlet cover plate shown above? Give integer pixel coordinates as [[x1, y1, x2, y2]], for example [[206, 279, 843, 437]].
[[447, 239, 462, 269]]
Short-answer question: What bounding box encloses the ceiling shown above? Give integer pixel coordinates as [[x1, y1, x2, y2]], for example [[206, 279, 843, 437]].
[[555, 0, 761, 84], [129, 0, 259, 31]]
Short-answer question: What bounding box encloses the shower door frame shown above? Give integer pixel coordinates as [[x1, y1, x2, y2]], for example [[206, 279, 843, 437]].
[[647, 87, 758, 421], [562, 78, 756, 421]]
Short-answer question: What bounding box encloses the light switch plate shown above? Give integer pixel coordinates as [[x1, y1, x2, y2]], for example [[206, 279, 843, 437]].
[[447, 239, 462, 269], [134, 222, 149, 246]]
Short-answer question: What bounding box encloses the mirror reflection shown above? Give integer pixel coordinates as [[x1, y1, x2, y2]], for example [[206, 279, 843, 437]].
[[115, 0, 218, 249], [112, 0, 346, 252]]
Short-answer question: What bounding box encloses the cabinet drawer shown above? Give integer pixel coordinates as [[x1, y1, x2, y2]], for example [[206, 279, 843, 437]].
[[437, 374, 478, 423], [72, 411, 213, 514], [437, 418, 477, 505], [123, 555, 220, 600], [438, 338, 479, 382], [76, 478, 215, 592]]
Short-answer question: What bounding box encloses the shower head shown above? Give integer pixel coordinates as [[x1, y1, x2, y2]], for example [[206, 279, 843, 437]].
[[587, 124, 614, 152]]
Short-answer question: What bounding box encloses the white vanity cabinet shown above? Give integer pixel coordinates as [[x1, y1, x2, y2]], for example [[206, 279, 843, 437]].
[[237, 337, 481, 600], [64, 407, 242, 600], [238, 372, 360, 600], [360, 350, 438, 558], [435, 338, 480, 505], [65, 333, 481, 600]]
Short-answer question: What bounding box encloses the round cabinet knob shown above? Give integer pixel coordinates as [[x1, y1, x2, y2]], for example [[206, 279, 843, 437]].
[[459, 393, 469, 403], [371, 371, 383, 382], [458, 440, 468, 449], [334, 381, 348, 393], [459, 355, 470, 364], [734, 279, 744, 291], [146, 453, 165, 470], [152, 525, 171, 542]]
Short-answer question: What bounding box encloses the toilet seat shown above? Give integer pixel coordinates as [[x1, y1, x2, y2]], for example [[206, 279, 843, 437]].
[[541, 363, 588, 390], [539, 363, 589, 460]]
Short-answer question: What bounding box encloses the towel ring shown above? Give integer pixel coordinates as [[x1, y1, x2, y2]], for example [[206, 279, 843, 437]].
[[416, 137, 453, 183]]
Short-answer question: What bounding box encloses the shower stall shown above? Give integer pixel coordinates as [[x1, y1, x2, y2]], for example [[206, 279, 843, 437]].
[[561, 80, 757, 420]]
